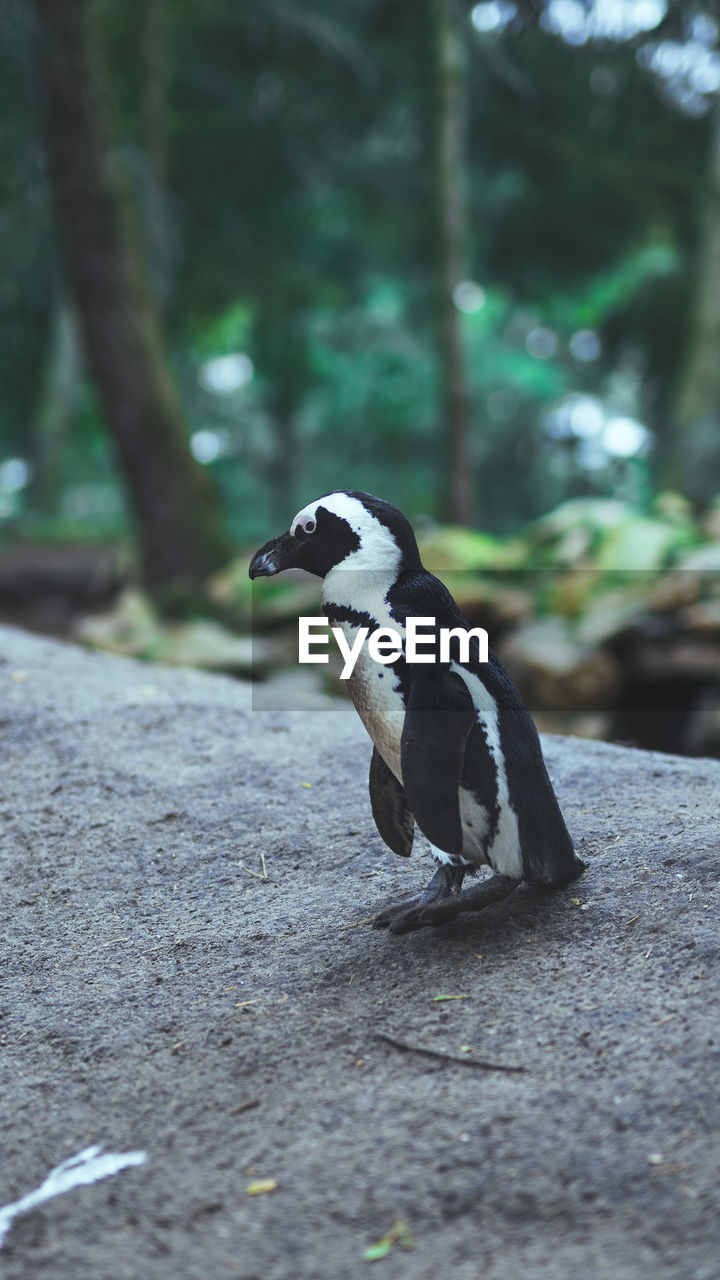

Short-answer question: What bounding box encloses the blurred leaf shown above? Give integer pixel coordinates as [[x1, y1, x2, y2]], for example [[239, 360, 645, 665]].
[[363, 1217, 414, 1262], [245, 1178, 278, 1195], [419, 526, 523, 571], [363, 1240, 393, 1262], [595, 517, 691, 572]]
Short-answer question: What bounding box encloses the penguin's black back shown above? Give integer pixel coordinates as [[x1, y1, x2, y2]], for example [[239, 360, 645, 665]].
[[386, 569, 581, 886]]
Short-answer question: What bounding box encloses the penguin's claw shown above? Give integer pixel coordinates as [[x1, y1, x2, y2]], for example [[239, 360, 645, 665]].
[[372, 893, 429, 932], [388, 905, 441, 935], [377, 873, 520, 934]]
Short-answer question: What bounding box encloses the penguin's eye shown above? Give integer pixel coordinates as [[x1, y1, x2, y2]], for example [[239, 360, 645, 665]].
[[304, 519, 316, 534]]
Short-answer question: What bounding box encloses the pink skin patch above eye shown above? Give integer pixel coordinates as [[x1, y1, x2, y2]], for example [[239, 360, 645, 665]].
[[291, 512, 317, 535]]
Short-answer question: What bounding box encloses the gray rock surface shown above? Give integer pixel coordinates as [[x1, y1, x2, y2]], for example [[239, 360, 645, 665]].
[[0, 624, 718, 1279]]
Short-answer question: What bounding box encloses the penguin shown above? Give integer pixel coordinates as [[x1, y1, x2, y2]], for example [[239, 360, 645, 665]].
[[249, 490, 583, 933]]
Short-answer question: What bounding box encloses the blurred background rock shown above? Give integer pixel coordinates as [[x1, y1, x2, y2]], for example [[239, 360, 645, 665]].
[[3, 0, 720, 753]]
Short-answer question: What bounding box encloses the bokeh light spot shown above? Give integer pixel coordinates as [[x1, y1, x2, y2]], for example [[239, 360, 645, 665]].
[[0, 458, 30, 491], [542, 0, 666, 44], [199, 353, 253, 395], [603, 416, 652, 457], [470, 2, 518, 34], [453, 280, 487, 313], [570, 329, 602, 362], [570, 396, 605, 438], [190, 431, 223, 464], [575, 438, 608, 471], [526, 327, 558, 359]]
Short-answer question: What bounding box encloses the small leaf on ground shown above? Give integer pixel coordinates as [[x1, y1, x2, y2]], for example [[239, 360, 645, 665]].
[[363, 1217, 414, 1262], [364, 1240, 393, 1262], [245, 1178, 278, 1195]]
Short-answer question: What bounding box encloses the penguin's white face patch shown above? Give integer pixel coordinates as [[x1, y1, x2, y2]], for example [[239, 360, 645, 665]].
[[291, 493, 402, 574]]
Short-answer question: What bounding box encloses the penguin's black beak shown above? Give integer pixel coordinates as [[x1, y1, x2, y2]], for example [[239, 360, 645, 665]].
[[248, 531, 297, 579]]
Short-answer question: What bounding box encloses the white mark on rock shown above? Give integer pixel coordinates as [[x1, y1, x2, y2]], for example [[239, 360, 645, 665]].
[[0, 1145, 147, 1248]]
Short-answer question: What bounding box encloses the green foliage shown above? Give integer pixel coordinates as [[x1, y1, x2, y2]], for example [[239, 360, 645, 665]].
[[1, 0, 717, 550], [195, 304, 253, 360]]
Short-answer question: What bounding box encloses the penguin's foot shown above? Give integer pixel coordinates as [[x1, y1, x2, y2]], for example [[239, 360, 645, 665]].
[[376, 872, 520, 934], [372, 863, 465, 933], [411, 873, 520, 930]]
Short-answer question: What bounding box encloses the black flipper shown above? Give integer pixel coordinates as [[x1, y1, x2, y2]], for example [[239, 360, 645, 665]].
[[368, 747, 414, 857], [400, 667, 477, 856]]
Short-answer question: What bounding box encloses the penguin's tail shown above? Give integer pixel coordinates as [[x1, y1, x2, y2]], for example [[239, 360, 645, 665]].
[[523, 809, 585, 886], [549, 852, 586, 885]]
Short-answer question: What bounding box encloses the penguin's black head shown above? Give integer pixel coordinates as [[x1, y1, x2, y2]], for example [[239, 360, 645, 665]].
[[248, 490, 422, 581]]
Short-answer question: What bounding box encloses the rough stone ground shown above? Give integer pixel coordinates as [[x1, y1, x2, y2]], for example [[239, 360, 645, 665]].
[[0, 623, 718, 1280]]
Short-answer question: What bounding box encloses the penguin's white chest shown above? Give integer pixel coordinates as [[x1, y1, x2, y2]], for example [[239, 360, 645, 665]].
[[322, 572, 406, 782], [339, 624, 406, 782]]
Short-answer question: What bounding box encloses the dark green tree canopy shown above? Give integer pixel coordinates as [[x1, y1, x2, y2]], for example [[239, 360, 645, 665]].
[[1, 0, 719, 547]]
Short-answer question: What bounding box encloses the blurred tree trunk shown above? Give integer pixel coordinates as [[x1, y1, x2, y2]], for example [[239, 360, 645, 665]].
[[269, 405, 296, 527], [671, 95, 720, 502], [432, 0, 474, 526], [141, 0, 173, 304], [141, 0, 168, 187], [32, 0, 230, 610], [30, 296, 82, 519], [255, 309, 305, 524]]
